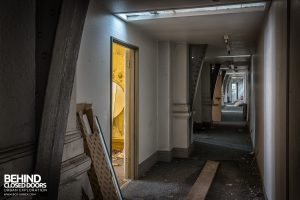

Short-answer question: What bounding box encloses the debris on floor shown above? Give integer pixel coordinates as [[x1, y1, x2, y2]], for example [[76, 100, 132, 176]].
[[122, 159, 205, 200], [122, 125, 265, 200], [112, 151, 124, 160], [206, 153, 265, 200]]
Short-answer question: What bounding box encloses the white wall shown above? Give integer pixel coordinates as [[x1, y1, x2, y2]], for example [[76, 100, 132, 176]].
[[156, 42, 192, 152], [157, 41, 172, 151], [76, 0, 158, 164], [171, 43, 189, 104], [254, 0, 287, 199]]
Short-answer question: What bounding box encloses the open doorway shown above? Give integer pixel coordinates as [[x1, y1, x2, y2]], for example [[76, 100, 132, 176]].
[[211, 65, 248, 124], [111, 38, 138, 187], [221, 75, 246, 122]]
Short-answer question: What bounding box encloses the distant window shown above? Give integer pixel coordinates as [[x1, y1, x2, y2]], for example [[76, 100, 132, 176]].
[[232, 84, 237, 90]]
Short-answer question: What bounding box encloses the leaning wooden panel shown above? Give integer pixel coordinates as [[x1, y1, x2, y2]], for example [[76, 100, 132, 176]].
[[77, 104, 122, 200]]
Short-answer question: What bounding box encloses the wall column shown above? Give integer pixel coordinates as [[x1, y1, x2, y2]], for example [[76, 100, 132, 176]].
[[171, 43, 192, 158]]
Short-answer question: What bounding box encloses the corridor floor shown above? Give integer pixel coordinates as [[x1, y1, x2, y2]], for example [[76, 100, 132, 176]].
[[122, 125, 264, 200], [194, 125, 264, 200], [221, 105, 244, 122], [122, 158, 205, 199]]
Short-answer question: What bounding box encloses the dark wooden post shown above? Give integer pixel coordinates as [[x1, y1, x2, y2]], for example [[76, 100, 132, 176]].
[[34, 0, 89, 199]]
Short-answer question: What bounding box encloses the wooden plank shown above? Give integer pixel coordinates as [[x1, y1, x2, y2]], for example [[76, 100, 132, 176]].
[[186, 160, 220, 200], [77, 106, 123, 199], [34, 0, 89, 199]]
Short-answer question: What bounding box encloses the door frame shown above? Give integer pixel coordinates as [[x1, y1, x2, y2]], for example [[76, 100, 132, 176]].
[[110, 37, 139, 179]]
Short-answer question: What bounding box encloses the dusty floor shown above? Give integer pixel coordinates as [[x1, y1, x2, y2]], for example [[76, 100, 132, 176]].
[[112, 151, 128, 186], [193, 125, 252, 153], [221, 105, 244, 122], [195, 125, 264, 200], [122, 125, 264, 200], [122, 158, 205, 199], [206, 159, 264, 200]]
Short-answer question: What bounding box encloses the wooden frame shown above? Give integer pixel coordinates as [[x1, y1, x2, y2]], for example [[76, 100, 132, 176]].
[[34, 0, 89, 199], [110, 37, 139, 180]]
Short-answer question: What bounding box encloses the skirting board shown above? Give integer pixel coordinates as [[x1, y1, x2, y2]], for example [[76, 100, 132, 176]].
[[173, 145, 194, 158], [138, 152, 158, 177], [157, 150, 173, 162], [138, 146, 194, 178]]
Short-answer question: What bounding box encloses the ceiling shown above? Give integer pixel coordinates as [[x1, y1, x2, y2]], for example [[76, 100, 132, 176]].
[[102, 0, 268, 64], [131, 11, 265, 56]]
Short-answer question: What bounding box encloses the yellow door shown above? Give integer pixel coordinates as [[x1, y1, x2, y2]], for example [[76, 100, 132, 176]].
[[111, 42, 136, 185]]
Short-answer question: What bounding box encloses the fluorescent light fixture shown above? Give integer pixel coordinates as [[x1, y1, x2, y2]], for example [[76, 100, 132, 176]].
[[116, 2, 266, 21], [216, 55, 251, 58]]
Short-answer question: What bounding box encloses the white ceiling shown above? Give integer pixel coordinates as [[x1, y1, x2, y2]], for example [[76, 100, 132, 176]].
[[128, 10, 265, 57], [103, 0, 268, 63]]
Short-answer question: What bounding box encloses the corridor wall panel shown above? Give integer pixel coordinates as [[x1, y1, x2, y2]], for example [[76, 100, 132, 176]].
[[76, 0, 158, 165], [254, 0, 287, 199], [289, 0, 300, 199], [157, 42, 172, 151]]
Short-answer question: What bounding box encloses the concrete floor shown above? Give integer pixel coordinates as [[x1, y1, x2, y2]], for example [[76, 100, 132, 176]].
[[122, 159, 205, 200], [221, 106, 244, 122], [193, 125, 252, 153], [194, 125, 264, 200], [112, 151, 129, 187], [113, 157, 127, 186], [206, 159, 264, 200], [122, 125, 264, 200]]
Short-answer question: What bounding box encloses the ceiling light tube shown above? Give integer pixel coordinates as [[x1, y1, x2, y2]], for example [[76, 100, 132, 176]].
[[115, 2, 266, 21]]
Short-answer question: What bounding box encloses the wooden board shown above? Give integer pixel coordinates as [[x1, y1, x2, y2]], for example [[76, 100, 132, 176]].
[[186, 160, 219, 200], [77, 104, 123, 200]]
